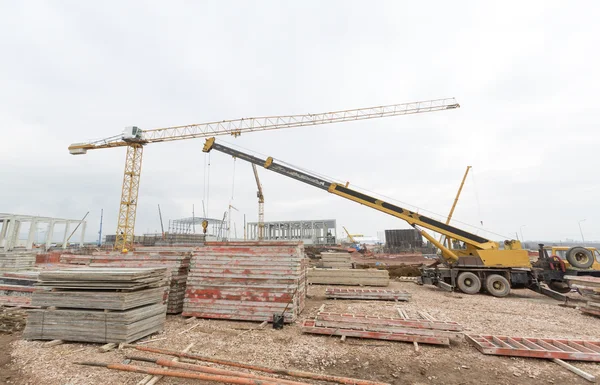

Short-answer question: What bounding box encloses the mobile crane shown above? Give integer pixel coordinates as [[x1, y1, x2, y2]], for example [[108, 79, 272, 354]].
[[202, 137, 588, 298]]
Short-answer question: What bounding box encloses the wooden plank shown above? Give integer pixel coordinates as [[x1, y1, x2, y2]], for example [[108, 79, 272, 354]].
[[551, 358, 596, 383]]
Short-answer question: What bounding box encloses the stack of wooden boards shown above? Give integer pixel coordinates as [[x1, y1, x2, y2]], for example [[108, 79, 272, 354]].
[[23, 268, 168, 343], [0, 251, 36, 272], [302, 310, 463, 346], [318, 252, 353, 269], [565, 275, 600, 317], [308, 267, 389, 286], [60, 249, 191, 314], [183, 241, 307, 323]]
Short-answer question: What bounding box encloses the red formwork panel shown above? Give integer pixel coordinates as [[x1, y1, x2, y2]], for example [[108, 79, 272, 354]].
[[316, 312, 464, 332], [301, 320, 450, 345], [325, 287, 411, 301], [466, 334, 600, 362]]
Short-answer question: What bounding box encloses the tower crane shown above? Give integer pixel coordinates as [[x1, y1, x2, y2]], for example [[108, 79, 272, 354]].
[[251, 164, 265, 240], [68, 98, 460, 251]]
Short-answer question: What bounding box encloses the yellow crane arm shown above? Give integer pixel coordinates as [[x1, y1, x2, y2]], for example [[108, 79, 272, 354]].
[[203, 138, 500, 263], [68, 98, 459, 154], [251, 164, 264, 202], [343, 226, 357, 244]]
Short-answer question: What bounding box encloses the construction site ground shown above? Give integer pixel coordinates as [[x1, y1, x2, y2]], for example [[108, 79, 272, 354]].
[[2, 281, 600, 385]]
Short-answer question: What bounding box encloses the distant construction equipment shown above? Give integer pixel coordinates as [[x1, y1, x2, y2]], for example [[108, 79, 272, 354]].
[[251, 164, 265, 240], [68, 99, 460, 251]]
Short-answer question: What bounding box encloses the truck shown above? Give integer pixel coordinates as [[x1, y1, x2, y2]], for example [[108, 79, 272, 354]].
[[202, 137, 598, 298]]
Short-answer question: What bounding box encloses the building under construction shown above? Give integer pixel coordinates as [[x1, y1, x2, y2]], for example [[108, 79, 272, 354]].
[[246, 219, 337, 244]]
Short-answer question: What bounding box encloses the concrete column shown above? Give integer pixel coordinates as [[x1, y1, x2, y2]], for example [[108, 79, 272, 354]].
[[62, 221, 71, 249], [26, 219, 37, 249], [0, 218, 10, 250], [45, 220, 55, 249], [79, 221, 87, 247], [8, 220, 21, 251]]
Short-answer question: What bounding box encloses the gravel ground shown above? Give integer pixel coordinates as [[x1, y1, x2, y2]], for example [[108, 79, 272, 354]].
[[7, 281, 600, 385]]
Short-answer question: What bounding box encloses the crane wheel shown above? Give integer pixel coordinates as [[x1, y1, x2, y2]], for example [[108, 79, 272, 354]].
[[456, 272, 481, 294], [485, 274, 511, 297], [566, 247, 594, 269]]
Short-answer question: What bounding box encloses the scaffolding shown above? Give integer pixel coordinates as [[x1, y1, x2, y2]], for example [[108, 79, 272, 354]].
[[246, 219, 336, 245]]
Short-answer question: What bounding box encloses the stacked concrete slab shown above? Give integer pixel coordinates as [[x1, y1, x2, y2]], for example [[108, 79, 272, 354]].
[[308, 268, 389, 287], [319, 252, 353, 269], [23, 268, 168, 343], [565, 275, 600, 317], [0, 251, 36, 272], [0, 272, 41, 307], [60, 249, 191, 314], [183, 241, 307, 323]]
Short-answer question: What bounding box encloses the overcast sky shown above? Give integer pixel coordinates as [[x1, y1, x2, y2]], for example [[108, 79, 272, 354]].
[[1, 1, 599, 244]]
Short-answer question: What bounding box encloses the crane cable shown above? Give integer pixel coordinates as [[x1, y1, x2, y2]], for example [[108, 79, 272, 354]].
[[203, 152, 211, 218]]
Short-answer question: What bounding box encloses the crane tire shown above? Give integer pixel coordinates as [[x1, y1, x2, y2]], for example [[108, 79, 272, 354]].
[[457, 272, 481, 294], [566, 247, 594, 269], [485, 274, 511, 297]]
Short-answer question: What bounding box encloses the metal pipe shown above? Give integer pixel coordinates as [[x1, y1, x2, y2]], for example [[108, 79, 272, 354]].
[[127, 356, 311, 385], [74, 362, 292, 385], [122, 345, 390, 385]]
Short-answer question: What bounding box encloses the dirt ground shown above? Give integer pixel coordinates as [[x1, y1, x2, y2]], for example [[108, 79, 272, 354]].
[[3, 281, 600, 385]]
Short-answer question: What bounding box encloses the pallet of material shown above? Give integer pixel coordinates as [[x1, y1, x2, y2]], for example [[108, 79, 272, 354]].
[[60, 251, 191, 314], [0, 251, 36, 272], [36, 268, 168, 290], [23, 303, 167, 343], [308, 268, 389, 287], [565, 275, 600, 318], [319, 252, 353, 269], [325, 287, 411, 301], [183, 242, 307, 323], [31, 287, 164, 310], [301, 311, 463, 346]]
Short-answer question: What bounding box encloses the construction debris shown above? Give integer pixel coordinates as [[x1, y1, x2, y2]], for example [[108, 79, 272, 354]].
[[466, 334, 600, 362], [319, 252, 353, 269], [564, 275, 600, 317], [183, 242, 307, 323], [0, 306, 27, 332], [301, 311, 462, 346], [23, 267, 168, 343], [308, 268, 389, 286], [325, 287, 411, 301]]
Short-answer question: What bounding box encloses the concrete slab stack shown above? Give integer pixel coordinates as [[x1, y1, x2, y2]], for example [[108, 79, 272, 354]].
[[60, 249, 192, 314], [308, 268, 389, 286], [0, 272, 41, 307], [183, 241, 307, 323], [0, 251, 36, 272], [565, 275, 600, 317], [319, 252, 353, 269], [23, 267, 168, 343]]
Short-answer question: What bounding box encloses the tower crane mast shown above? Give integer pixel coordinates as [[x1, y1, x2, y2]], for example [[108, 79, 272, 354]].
[[68, 98, 459, 251]]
